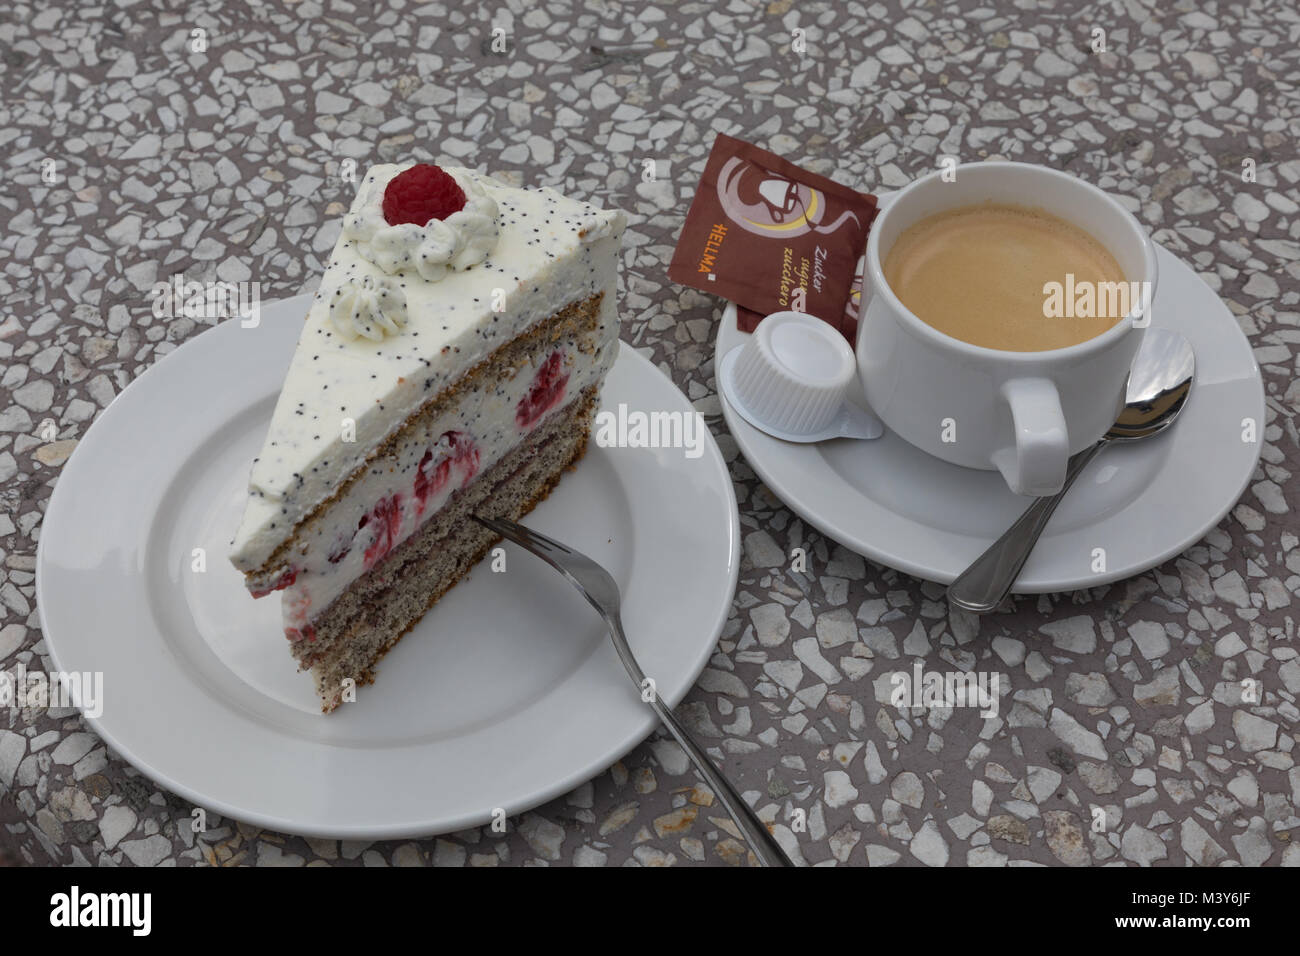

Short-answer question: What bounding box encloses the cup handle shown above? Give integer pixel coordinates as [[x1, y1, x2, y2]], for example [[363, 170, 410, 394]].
[[991, 378, 1068, 496]]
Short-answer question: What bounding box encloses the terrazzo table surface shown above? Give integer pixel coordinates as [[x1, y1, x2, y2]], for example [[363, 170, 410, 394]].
[[2, 0, 1298, 867]]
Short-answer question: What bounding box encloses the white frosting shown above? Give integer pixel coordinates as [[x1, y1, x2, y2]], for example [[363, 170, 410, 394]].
[[327, 275, 408, 341], [341, 168, 500, 281], [230, 164, 626, 572]]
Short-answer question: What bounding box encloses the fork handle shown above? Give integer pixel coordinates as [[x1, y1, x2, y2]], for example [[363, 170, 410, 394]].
[[649, 698, 793, 867], [605, 614, 792, 867]]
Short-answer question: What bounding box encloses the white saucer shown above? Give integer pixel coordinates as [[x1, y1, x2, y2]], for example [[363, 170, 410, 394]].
[[36, 296, 740, 839], [717, 205, 1264, 593]]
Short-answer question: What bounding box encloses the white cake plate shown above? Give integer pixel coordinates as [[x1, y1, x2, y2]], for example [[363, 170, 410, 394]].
[[37, 295, 740, 840]]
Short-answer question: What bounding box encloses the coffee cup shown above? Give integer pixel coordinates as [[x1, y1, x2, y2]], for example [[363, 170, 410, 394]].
[[857, 161, 1159, 496]]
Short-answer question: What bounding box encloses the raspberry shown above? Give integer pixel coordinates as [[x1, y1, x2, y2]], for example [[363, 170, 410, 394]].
[[516, 351, 569, 429], [285, 623, 316, 644], [382, 163, 467, 226]]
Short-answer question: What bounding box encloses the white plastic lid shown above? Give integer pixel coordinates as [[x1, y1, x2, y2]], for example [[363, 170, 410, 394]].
[[729, 311, 856, 435]]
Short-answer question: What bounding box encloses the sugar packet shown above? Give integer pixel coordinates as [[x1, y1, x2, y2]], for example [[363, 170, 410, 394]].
[[668, 134, 878, 342]]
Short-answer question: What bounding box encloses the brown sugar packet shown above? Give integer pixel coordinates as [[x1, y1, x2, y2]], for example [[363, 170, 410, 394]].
[[669, 134, 878, 343], [736, 264, 866, 340]]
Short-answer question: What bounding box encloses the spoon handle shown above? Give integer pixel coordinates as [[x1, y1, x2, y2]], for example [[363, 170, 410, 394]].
[[948, 442, 1107, 614]]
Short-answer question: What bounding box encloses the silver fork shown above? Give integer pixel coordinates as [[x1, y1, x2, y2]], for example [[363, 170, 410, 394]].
[[472, 514, 792, 867]]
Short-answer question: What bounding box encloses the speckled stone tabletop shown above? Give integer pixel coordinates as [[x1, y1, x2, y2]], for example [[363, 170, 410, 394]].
[[3, 0, 1298, 867]]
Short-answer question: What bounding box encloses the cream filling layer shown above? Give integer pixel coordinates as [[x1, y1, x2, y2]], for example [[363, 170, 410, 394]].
[[274, 307, 618, 637], [231, 163, 625, 572]]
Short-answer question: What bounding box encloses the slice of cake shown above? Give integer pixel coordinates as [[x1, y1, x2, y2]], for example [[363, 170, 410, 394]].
[[230, 162, 626, 711]]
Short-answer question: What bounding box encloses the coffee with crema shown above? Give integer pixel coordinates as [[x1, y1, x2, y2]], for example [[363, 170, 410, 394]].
[[882, 202, 1127, 352]]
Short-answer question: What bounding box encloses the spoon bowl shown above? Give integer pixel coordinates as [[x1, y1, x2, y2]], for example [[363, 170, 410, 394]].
[[1107, 328, 1196, 441]]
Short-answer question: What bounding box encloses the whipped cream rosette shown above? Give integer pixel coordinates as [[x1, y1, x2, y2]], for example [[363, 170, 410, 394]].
[[326, 274, 408, 341], [342, 165, 500, 282]]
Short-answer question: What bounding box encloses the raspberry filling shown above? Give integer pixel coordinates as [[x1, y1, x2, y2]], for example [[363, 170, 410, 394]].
[[282, 586, 313, 640], [382, 163, 467, 226], [320, 431, 482, 571], [414, 430, 480, 516], [516, 350, 569, 429], [362, 493, 405, 569]]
